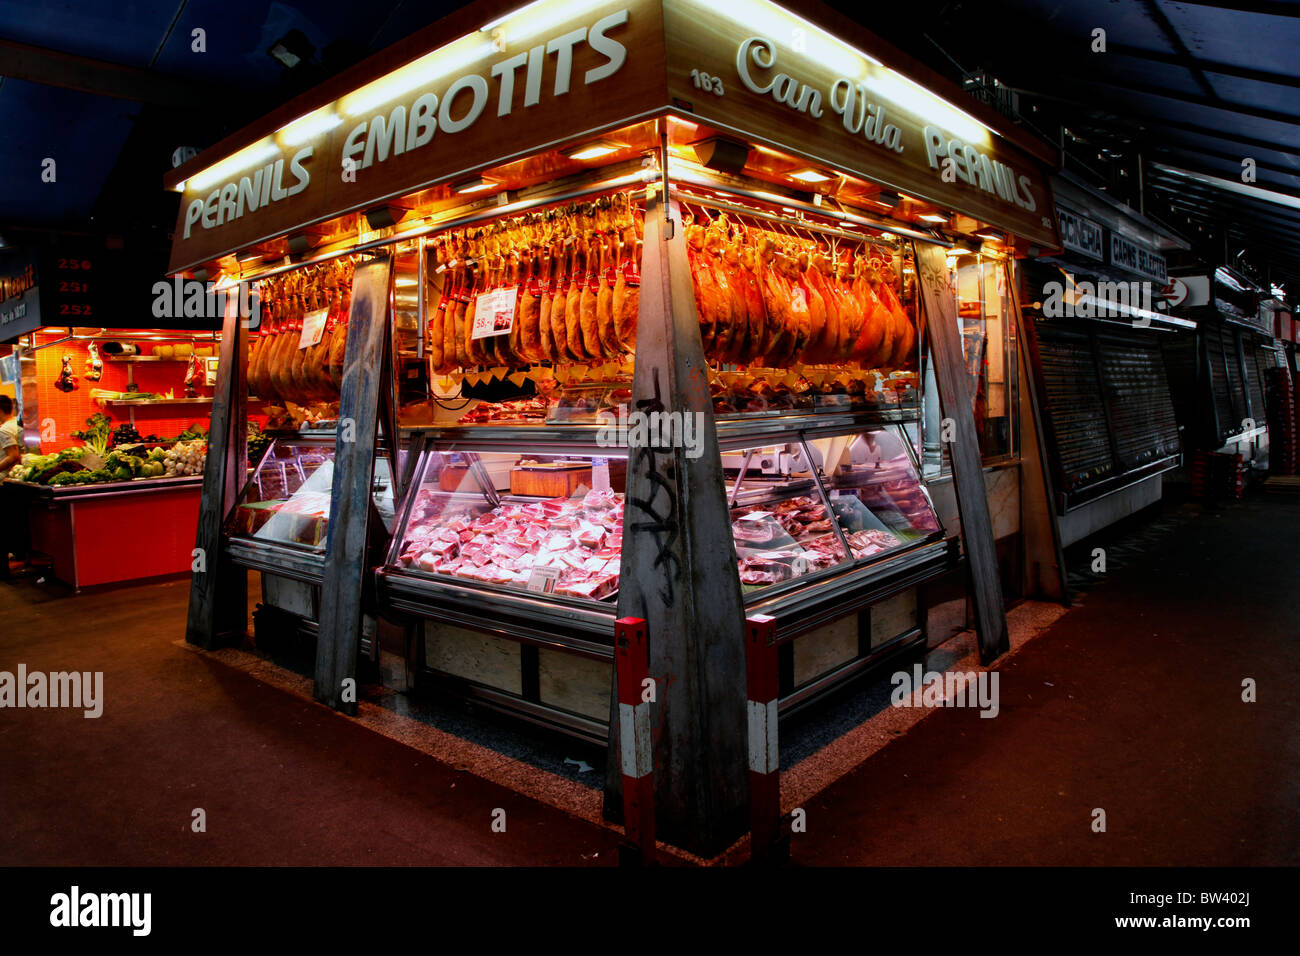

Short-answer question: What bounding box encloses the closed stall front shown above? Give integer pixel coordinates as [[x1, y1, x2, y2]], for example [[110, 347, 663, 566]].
[[1021, 173, 1190, 545]]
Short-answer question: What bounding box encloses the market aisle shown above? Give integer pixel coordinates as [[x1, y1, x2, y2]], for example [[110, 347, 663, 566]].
[[0, 577, 619, 866], [792, 494, 1300, 866]]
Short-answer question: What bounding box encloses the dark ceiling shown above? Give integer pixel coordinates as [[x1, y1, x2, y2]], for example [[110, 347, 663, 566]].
[[2, 0, 1298, 299], [0, 0, 464, 238], [828, 0, 1300, 295]]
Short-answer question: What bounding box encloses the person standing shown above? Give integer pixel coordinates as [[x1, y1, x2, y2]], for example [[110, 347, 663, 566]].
[[0, 394, 29, 578]]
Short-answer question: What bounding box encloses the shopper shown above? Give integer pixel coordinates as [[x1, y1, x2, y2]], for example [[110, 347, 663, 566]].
[[0, 394, 28, 578], [0, 395, 20, 477]]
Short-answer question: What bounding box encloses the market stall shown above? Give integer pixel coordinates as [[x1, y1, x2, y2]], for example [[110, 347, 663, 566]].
[[167, 0, 1062, 853], [1167, 266, 1284, 472], [1021, 172, 1191, 545], [1, 244, 239, 587]]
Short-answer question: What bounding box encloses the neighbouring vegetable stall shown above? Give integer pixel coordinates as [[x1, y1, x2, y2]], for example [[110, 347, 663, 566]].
[[0, 240, 240, 587]]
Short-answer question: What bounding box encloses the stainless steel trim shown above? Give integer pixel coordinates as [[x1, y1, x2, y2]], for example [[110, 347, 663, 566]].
[[380, 567, 616, 649], [727, 448, 755, 508], [1060, 455, 1180, 513], [779, 628, 926, 714], [667, 160, 950, 246], [406, 409, 922, 452], [428, 679, 607, 744], [747, 539, 953, 634], [220, 161, 656, 284], [227, 537, 326, 584], [9, 474, 205, 500], [671, 183, 918, 247]]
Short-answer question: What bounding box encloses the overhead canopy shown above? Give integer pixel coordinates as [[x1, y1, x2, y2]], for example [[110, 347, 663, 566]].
[[163, 0, 1061, 275], [827, 0, 1300, 297]]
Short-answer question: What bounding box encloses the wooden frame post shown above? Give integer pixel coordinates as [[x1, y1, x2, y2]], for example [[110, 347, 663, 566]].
[[604, 187, 750, 857], [315, 255, 393, 713], [186, 292, 248, 648], [915, 243, 1010, 663], [1006, 261, 1069, 604]]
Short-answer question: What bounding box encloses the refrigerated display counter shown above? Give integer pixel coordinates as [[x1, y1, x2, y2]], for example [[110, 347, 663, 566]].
[[378, 413, 952, 738]]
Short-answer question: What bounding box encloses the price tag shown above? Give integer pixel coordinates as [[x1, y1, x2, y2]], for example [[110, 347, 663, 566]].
[[299, 308, 328, 348], [525, 565, 561, 594], [472, 287, 517, 339], [592, 457, 611, 493]]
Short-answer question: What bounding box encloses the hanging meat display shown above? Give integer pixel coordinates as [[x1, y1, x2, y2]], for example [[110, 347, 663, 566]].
[[245, 191, 914, 425], [419, 193, 913, 380], [247, 257, 357, 413], [684, 209, 916, 371], [425, 193, 645, 375]]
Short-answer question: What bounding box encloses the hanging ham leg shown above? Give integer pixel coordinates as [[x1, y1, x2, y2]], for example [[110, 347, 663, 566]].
[[537, 244, 557, 363], [596, 234, 619, 356]]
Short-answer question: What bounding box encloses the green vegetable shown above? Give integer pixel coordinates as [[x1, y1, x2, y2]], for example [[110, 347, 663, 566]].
[[112, 466, 131, 481], [48, 473, 77, 486]]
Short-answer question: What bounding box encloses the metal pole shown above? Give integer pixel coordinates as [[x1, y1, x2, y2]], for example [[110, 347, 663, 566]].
[[746, 614, 786, 865], [615, 616, 655, 866]]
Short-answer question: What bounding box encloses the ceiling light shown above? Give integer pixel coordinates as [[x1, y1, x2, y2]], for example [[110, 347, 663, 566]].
[[692, 136, 750, 173], [364, 205, 408, 230], [235, 249, 261, 263], [695, 0, 878, 76], [279, 108, 341, 146], [1151, 163, 1300, 213], [268, 29, 314, 70], [453, 176, 498, 194], [187, 140, 279, 193], [861, 70, 991, 143], [287, 234, 317, 255], [341, 36, 495, 116], [562, 140, 620, 161], [874, 191, 900, 207], [946, 247, 973, 256], [790, 168, 832, 183], [395, 278, 418, 287], [975, 230, 1003, 241], [919, 214, 949, 223], [173, 180, 186, 193]]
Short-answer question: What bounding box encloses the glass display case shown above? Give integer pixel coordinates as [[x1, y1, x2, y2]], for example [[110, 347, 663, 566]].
[[381, 419, 946, 639], [389, 447, 626, 602], [725, 430, 941, 595], [225, 435, 396, 576]]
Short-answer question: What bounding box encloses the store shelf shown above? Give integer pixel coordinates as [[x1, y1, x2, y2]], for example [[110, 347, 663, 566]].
[[104, 397, 214, 406], [106, 356, 212, 363]]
